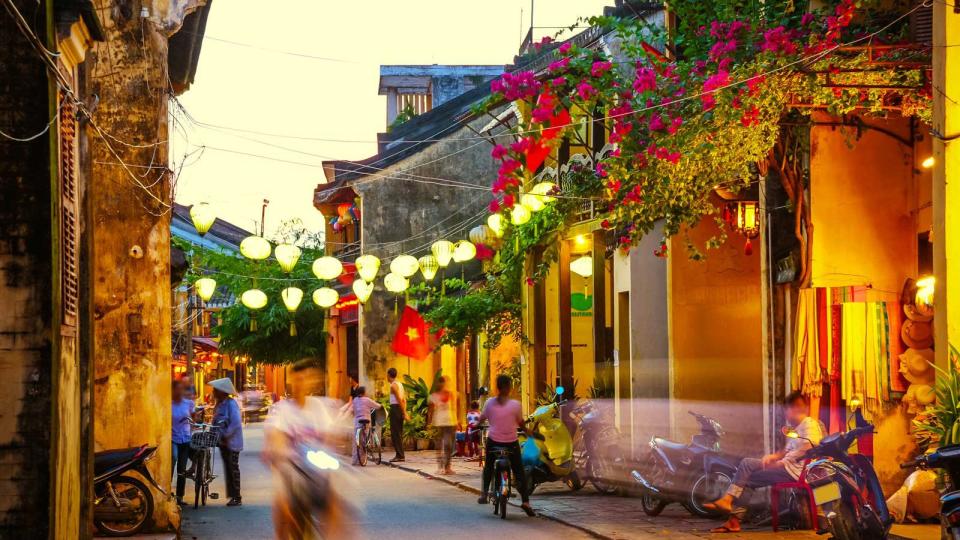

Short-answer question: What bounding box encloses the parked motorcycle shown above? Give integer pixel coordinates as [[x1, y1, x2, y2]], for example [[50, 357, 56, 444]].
[[802, 424, 891, 540], [570, 398, 627, 494], [519, 387, 582, 493], [93, 445, 163, 537], [630, 411, 740, 517], [901, 444, 960, 540]]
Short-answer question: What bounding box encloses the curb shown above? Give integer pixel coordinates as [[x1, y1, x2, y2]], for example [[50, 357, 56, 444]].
[[383, 460, 611, 539]]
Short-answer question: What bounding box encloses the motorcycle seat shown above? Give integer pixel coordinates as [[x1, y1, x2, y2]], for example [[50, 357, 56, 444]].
[[653, 437, 687, 452], [94, 446, 145, 475]]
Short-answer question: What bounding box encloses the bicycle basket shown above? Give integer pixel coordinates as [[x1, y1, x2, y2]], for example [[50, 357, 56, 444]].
[[191, 429, 221, 450]]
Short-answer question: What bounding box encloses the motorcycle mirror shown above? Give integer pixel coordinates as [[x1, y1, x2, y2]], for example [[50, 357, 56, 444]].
[[556, 386, 565, 396]]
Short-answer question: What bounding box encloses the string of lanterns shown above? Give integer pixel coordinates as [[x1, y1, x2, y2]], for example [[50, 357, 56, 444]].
[[186, 191, 560, 331]]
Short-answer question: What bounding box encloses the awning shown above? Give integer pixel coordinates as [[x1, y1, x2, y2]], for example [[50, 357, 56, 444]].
[[192, 336, 220, 352]]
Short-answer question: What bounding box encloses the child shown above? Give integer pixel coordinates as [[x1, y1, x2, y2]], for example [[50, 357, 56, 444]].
[[466, 401, 481, 459], [350, 386, 382, 465]]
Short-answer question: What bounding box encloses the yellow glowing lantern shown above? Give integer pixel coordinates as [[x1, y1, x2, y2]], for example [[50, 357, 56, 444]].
[[521, 193, 545, 212], [453, 240, 476, 263], [355, 255, 381, 282], [390, 254, 420, 278], [240, 236, 272, 261], [194, 277, 217, 302], [240, 288, 268, 331], [532, 181, 558, 203], [510, 204, 531, 226], [281, 287, 304, 336], [487, 214, 506, 238], [312, 256, 344, 281], [353, 279, 374, 303], [274, 244, 302, 273], [384, 272, 409, 293], [190, 202, 216, 236], [431, 240, 455, 268], [570, 255, 594, 278], [916, 276, 935, 308], [735, 201, 760, 238], [419, 255, 439, 281], [469, 224, 496, 247], [312, 287, 339, 308]]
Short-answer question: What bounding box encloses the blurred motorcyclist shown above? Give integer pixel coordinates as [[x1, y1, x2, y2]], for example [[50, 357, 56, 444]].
[[263, 361, 350, 539]]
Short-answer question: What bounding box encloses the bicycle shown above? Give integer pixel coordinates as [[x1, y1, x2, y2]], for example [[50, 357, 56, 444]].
[[487, 447, 513, 519], [355, 418, 382, 466], [189, 422, 221, 509]]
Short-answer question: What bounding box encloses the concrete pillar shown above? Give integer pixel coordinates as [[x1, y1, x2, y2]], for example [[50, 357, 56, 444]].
[[386, 89, 398, 126], [932, 3, 960, 369]]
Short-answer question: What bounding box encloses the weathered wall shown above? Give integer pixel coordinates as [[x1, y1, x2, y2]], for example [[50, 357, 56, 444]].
[[0, 2, 55, 534], [354, 113, 500, 396], [809, 115, 920, 494], [88, 0, 206, 530], [668, 208, 765, 456]]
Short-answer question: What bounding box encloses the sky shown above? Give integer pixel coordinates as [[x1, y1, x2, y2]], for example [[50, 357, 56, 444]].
[[172, 0, 613, 238]]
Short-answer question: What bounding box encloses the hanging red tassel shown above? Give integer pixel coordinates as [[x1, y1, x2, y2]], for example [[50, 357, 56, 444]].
[[744, 237, 754, 256]]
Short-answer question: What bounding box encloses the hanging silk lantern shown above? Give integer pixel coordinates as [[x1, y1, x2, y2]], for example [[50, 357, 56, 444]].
[[312, 256, 344, 281], [453, 240, 477, 263], [390, 254, 419, 278], [355, 255, 381, 282], [353, 279, 374, 303], [469, 224, 496, 247], [281, 287, 304, 336], [274, 244, 302, 273], [194, 277, 217, 302], [418, 255, 439, 281], [521, 193, 545, 212], [189, 202, 216, 236], [531, 181, 558, 204], [510, 204, 531, 226], [487, 214, 506, 238], [240, 236, 272, 260], [337, 203, 354, 225], [384, 272, 409, 293], [431, 240, 455, 268], [240, 289, 268, 331], [312, 287, 339, 309], [570, 255, 594, 278]]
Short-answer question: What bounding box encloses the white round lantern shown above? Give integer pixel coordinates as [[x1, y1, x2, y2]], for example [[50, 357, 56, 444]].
[[384, 272, 409, 293], [312, 256, 344, 281], [312, 287, 339, 308], [274, 244, 302, 273], [487, 214, 506, 237], [453, 240, 477, 263], [510, 204, 531, 226], [240, 236, 272, 260], [390, 254, 419, 278]]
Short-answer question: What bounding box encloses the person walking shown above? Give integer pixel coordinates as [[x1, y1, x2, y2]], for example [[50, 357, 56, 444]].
[[171, 379, 193, 505], [209, 377, 244, 507], [477, 374, 536, 516], [428, 376, 457, 475], [387, 368, 409, 462]]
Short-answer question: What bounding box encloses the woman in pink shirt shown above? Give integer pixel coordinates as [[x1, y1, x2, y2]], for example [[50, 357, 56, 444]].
[[477, 374, 535, 516]]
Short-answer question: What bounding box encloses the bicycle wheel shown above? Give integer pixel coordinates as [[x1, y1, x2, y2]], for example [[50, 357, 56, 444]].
[[357, 427, 368, 467], [201, 451, 212, 506], [193, 454, 206, 509], [492, 471, 502, 515], [500, 470, 510, 519], [369, 429, 382, 465]]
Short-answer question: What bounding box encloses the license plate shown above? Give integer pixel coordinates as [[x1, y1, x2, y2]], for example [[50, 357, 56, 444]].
[[813, 482, 841, 505]]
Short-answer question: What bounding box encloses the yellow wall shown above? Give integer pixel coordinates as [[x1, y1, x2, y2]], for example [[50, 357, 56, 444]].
[[809, 115, 924, 493], [668, 211, 764, 455]]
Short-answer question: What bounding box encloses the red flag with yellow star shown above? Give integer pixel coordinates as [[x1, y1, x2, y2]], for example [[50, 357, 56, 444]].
[[392, 306, 431, 360]]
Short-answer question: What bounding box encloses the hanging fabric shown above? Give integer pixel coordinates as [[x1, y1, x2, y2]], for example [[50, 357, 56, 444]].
[[793, 289, 822, 398], [841, 302, 868, 417]]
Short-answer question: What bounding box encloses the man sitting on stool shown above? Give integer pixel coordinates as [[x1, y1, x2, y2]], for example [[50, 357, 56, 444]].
[[706, 391, 823, 533]]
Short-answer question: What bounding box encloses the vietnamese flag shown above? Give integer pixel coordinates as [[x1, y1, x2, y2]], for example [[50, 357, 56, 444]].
[[392, 306, 431, 360]]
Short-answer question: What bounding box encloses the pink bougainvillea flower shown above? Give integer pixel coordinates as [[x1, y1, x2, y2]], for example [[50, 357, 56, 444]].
[[646, 143, 658, 155], [558, 42, 572, 55], [488, 199, 500, 212], [601, 219, 611, 229], [548, 57, 571, 72], [595, 162, 608, 178], [609, 148, 621, 158], [701, 70, 731, 110], [801, 12, 815, 26], [669, 116, 683, 134], [591, 60, 613, 77], [526, 277, 536, 287], [606, 179, 621, 194], [491, 177, 507, 193], [745, 75, 766, 96], [510, 138, 530, 154], [502, 193, 515, 207], [633, 67, 657, 93], [648, 114, 666, 131], [550, 77, 566, 88], [499, 159, 521, 178], [740, 105, 760, 127], [476, 244, 494, 261], [576, 80, 597, 100], [491, 144, 508, 160], [667, 152, 681, 164]]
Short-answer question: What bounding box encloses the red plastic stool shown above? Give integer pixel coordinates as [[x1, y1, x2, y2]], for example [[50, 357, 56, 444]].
[[770, 461, 818, 532]]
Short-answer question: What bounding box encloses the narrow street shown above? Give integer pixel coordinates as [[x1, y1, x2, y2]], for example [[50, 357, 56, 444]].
[[181, 424, 592, 540]]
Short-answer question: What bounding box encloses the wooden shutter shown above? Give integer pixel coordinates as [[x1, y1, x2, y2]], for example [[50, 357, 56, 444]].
[[59, 91, 79, 328]]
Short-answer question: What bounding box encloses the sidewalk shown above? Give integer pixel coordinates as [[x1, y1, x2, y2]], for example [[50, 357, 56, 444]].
[[385, 451, 938, 540]]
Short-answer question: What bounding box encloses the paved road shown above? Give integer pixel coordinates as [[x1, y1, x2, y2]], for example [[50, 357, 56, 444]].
[[181, 423, 591, 540]]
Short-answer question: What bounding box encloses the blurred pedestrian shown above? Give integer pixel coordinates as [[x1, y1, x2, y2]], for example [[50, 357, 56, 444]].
[[429, 376, 457, 475], [349, 386, 382, 465], [171, 379, 193, 505], [466, 400, 481, 458], [209, 377, 244, 507], [387, 368, 409, 462]]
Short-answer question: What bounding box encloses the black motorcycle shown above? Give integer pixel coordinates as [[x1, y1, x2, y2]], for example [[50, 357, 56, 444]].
[[802, 424, 891, 540], [571, 399, 627, 494], [93, 445, 164, 537], [631, 411, 740, 517], [901, 444, 960, 540]]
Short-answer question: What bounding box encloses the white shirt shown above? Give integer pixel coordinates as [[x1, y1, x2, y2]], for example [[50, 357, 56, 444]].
[[389, 381, 405, 405], [266, 396, 343, 445], [783, 416, 824, 479]]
